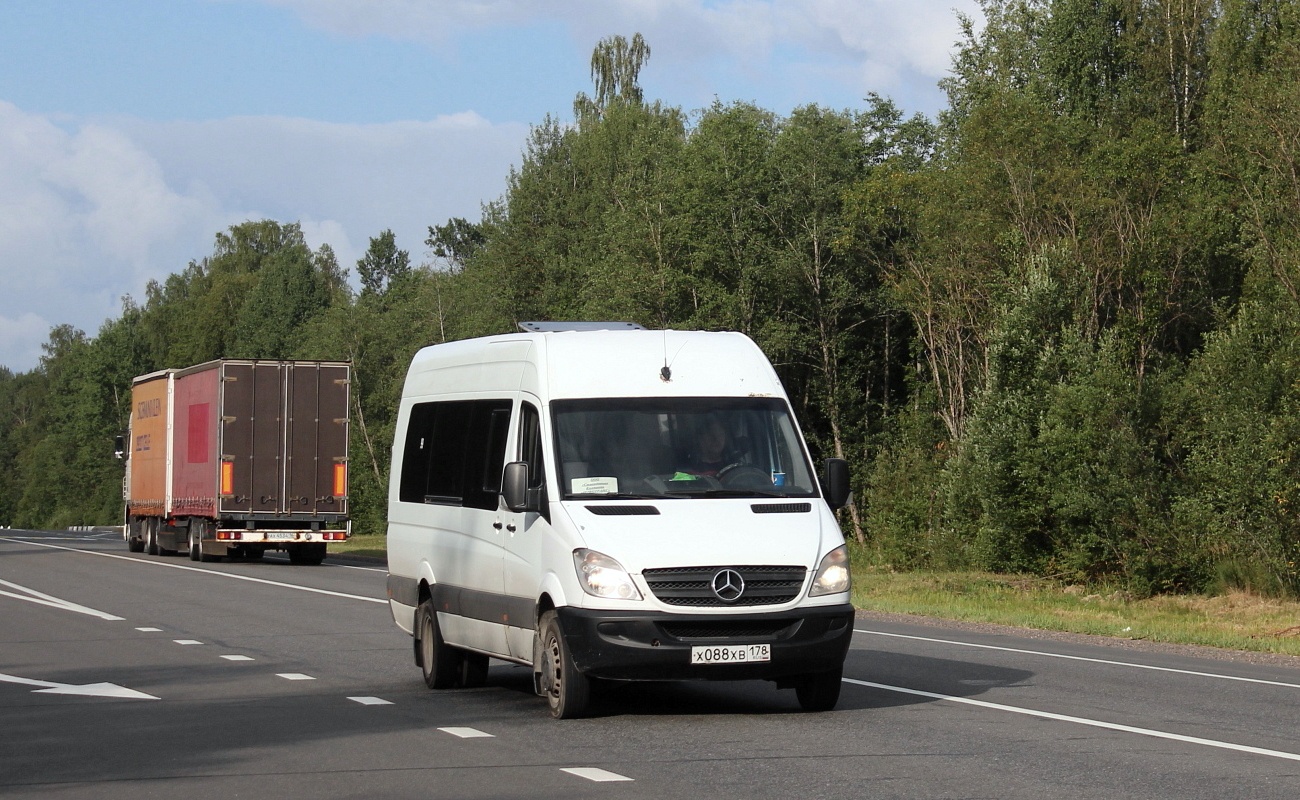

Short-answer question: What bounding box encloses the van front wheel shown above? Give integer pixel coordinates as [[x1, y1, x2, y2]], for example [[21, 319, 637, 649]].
[[538, 610, 590, 719], [416, 599, 461, 690], [794, 665, 843, 712]]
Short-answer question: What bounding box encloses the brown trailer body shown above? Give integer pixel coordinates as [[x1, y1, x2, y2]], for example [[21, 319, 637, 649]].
[[123, 360, 350, 564]]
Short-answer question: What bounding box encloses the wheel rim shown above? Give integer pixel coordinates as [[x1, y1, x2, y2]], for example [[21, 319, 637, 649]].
[[543, 632, 562, 704], [420, 614, 434, 677]]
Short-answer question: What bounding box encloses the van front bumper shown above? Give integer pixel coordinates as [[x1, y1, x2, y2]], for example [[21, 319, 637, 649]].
[[555, 604, 854, 682]]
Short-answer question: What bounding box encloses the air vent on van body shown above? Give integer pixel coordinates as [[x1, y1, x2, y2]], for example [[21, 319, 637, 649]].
[[585, 505, 660, 516], [751, 502, 812, 514]]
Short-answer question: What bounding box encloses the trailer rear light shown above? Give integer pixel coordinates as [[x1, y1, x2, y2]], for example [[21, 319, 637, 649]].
[[220, 460, 234, 495], [323, 531, 348, 541], [333, 462, 347, 497], [217, 531, 242, 541]]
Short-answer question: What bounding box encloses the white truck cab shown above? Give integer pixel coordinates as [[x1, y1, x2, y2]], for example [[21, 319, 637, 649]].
[[385, 323, 853, 718]]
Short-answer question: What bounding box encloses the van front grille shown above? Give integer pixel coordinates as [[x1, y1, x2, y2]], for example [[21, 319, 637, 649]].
[[643, 565, 806, 607]]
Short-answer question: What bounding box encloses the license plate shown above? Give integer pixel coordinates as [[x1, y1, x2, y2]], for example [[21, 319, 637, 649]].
[[266, 532, 294, 541], [691, 644, 770, 664]]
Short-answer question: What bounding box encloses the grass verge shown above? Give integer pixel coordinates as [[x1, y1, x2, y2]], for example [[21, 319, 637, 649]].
[[853, 567, 1300, 657], [328, 532, 386, 560]]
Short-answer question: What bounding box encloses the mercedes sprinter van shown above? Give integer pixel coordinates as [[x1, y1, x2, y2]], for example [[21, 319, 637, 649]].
[[385, 323, 853, 718]]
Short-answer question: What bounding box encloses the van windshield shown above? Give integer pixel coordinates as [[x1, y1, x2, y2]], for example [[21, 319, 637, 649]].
[[551, 397, 819, 500]]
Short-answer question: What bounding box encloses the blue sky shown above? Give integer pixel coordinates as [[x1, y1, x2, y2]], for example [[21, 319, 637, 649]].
[[0, 0, 983, 372]]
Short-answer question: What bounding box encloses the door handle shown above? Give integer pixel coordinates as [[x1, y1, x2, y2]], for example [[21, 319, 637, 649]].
[[506, 523, 517, 533], [492, 521, 503, 530]]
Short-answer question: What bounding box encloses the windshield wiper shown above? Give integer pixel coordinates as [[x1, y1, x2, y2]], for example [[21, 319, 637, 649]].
[[567, 492, 662, 500]]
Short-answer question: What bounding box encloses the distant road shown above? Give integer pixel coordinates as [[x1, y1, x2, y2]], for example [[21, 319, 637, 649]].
[[2, 528, 1298, 799]]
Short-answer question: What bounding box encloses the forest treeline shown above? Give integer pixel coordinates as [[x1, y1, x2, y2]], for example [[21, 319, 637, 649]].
[[3, 0, 1299, 597]]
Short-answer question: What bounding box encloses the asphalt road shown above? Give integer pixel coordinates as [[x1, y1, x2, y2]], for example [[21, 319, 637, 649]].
[[2, 528, 1298, 799]]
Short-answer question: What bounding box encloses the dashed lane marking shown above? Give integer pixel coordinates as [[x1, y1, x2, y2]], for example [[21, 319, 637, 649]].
[[221, 655, 254, 661], [277, 673, 315, 681], [135, 627, 162, 632], [561, 768, 634, 782], [173, 639, 203, 645], [439, 726, 493, 738], [349, 696, 394, 706]]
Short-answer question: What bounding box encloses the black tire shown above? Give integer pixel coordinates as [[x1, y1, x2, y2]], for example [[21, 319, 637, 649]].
[[127, 521, 145, 553], [794, 665, 843, 712], [145, 519, 159, 556], [460, 652, 490, 689], [192, 520, 220, 562], [538, 610, 590, 719], [416, 599, 462, 689], [288, 543, 326, 565]]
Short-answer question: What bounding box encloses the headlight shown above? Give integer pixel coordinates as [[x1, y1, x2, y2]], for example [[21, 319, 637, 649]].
[[573, 549, 643, 600], [810, 545, 850, 596]]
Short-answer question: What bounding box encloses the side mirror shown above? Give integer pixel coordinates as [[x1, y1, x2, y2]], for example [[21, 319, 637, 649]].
[[114, 434, 127, 460], [502, 462, 538, 513], [821, 458, 851, 511]]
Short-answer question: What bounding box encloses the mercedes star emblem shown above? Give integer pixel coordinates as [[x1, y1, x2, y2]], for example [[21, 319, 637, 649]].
[[711, 569, 745, 603]]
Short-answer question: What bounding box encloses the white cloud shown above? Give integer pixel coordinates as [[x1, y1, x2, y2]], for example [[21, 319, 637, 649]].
[[0, 100, 527, 372]]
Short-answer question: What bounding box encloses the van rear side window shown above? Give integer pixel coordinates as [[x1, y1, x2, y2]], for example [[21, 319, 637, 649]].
[[399, 400, 511, 509]]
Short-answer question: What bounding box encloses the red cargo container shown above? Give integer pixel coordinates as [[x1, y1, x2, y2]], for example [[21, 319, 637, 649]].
[[123, 360, 350, 565]]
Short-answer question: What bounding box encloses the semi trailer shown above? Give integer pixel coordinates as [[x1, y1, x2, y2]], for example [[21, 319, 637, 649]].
[[120, 359, 350, 565]]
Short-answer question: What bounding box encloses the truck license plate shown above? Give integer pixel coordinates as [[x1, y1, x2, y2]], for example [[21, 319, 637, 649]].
[[266, 532, 294, 541], [691, 644, 770, 664]]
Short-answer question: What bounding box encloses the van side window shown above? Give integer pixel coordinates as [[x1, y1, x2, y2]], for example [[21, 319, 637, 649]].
[[520, 402, 549, 520], [399, 399, 511, 508]]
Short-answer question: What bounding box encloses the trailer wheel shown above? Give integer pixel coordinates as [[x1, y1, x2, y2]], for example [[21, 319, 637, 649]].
[[794, 665, 843, 712], [127, 521, 145, 553], [539, 610, 590, 719], [145, 519, 159, 556], [415, 599, 461, 689], [191, 520, 220, 562]]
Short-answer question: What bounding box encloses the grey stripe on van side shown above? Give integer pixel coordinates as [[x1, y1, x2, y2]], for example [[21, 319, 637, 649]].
[[387, 574, 537, 629]]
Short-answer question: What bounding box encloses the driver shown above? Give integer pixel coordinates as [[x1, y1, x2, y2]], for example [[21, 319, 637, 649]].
[[683, 415, 732, 477]]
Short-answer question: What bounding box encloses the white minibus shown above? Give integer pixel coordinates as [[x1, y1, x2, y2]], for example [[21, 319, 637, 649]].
[[386, 323, 853, 718]]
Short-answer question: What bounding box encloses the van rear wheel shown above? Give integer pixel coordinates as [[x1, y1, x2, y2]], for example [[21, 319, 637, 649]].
[[416, 599, 461, 689], [538, 610, 590, 719]]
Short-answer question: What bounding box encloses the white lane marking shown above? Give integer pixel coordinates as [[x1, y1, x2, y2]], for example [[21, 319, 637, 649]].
[[278, 673, 315, 681], [332, 564, 387, 573], [561, 768, 634, 782], [1, 537, 386, 605], [844, 678, 1300, 763], [0, 671, 158, 700], [439, 726, 492, 738], [173, 639, 203, 645], [136, 627, 163, 632], [855, 628, 1300, 690], [221, 655, 254, 662], [0, 578, 125, 621], [349, 696, 394, 706]]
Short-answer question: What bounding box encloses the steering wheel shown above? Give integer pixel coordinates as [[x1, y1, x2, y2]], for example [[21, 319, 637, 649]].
[[716, 463, 771, 489]]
